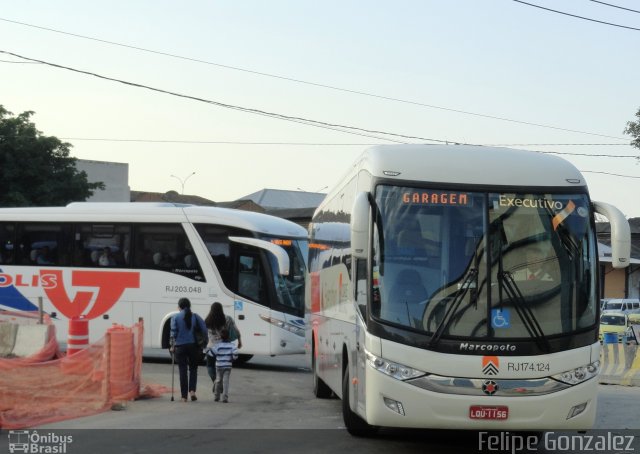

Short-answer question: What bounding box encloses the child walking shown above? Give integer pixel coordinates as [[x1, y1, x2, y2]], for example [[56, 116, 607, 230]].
[[211, 328, 238, 403]]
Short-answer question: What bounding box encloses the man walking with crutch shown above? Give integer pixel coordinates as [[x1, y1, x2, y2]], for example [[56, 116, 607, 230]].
[[169, 338, 176, 402]]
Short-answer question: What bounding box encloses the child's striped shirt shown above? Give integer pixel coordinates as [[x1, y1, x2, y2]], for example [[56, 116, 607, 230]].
[[212, 341, 238, 368]]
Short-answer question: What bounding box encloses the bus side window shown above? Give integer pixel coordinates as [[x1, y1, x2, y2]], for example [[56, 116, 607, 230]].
[[16, 223, 71, 266], [133, 224, 204, 281], [354, 258, 368, 317], [237, 253, 263, 303], [74, 224, 131, 268], [0, 222, 15, 265], [194, 223, 254, 290]]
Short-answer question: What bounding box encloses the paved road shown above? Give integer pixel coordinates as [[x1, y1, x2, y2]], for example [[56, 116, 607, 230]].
[[27, 354, 640, 453]]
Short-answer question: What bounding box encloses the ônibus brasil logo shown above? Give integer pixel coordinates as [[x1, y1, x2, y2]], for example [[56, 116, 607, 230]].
[[0, 269, 140, 319], [8, 430, 73, 454]]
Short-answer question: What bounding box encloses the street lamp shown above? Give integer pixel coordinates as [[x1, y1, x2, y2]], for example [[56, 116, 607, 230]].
[[170, 172, 196, 194]]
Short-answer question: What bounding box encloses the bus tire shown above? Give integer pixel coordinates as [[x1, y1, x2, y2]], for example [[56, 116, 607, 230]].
[[234, 354, 253, 365], [312, 342, 332, 398], [342, 369, 377, 437]]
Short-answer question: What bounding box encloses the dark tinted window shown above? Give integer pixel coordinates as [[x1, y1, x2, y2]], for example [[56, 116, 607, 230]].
[[16, 223, 73, 266], [1, 221, 203, 281], [195, 224, 270, 307], [133, 224, 204, 281], [0, 223, 15, 265]]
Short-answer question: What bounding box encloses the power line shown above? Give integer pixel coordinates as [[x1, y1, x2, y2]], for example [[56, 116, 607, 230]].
[[2, 51, 638, 173], [1, 134, 637, 155], [587, 0, 640, 14], [0, 16, 629, 141], [483, 143, 631, 147], [0, 49, 431, 145], [512, 0, 640, 31], [56, 138, 640, 157], [2, 138, 638, 179], [540, 151, 637, 158], [581, 170, 640, 179], [2, 50, 489, 145], [60, 138, 381, 145], [0, 59, 40, 64]]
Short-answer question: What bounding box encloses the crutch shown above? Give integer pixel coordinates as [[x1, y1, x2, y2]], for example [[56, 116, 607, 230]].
[[170, 347, 176, 402]]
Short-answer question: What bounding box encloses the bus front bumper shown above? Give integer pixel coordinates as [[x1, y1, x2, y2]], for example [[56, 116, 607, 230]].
[[363, 371, 597, 430]]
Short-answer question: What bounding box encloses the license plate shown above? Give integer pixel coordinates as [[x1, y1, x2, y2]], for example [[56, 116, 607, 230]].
[[469, 405, 509, 420]]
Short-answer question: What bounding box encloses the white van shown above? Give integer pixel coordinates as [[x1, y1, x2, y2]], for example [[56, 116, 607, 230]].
[[602, 299, 640, 315]]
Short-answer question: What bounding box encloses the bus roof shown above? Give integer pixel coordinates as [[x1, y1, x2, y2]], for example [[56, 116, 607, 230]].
[[0, 203, 308, 239], [345, 144, 586, 189]]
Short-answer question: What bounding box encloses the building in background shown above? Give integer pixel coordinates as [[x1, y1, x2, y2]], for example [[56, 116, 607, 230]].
[[130, 190, 265, 213], [239, 188, 325, 210], [76, 159, 130, 202], [597, 219, 640, 300], [235, 188, 325, 230]]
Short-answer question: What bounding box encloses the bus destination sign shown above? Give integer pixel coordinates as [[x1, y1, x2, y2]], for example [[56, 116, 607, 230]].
[[402, 191, 470, 206]]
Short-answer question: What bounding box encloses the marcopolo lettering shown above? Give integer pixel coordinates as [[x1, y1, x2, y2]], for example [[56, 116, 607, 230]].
[[460, 343, 517, 352], [499, 195, 563, 210]]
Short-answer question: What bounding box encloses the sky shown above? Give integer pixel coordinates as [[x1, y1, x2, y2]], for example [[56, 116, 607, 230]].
[[0, 0, 639, 217]]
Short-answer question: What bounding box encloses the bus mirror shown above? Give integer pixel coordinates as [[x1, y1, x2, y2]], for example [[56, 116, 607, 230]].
[[593, 201, 630, 269], [229, 237, 290, 276], [351, 192, 370, 259]]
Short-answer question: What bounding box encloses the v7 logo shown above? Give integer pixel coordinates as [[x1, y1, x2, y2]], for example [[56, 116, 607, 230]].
[[41, 270, 140, 320]]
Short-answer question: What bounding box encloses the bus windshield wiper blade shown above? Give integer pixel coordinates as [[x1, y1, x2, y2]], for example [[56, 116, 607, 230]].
[[428, 269, 478, 348], [499, 271, 551, 352], [545, 206, 578, 259]]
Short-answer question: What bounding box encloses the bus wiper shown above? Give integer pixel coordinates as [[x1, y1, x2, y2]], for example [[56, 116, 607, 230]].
[[428, 268, 478, 348], [499, 271, 551, 353], [545, 206, 578, 260]]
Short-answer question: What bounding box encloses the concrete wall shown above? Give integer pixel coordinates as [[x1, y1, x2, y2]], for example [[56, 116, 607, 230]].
[[76, 159, 130, 202]]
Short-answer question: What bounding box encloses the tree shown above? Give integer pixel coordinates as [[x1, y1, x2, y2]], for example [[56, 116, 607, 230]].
[[624, 107, 640, 154], [0, 105, 103, 207]]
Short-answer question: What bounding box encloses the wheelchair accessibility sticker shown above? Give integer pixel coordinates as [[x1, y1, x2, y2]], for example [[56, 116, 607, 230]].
[[491, 308, 510, 329]]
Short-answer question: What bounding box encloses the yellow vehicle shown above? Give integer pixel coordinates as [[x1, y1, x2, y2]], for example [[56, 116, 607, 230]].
[[628, 313, 640, 325], [599, 312, 628, 342]]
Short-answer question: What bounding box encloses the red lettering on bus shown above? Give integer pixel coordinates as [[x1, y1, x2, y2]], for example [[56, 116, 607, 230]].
[[0, 274, 13, 287], [40, 270, 141, 320], [402, 191, 470, 206]]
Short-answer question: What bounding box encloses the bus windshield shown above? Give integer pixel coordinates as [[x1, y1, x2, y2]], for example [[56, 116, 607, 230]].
[[372, 185, 597, 340], [262, 236, 307, 317]]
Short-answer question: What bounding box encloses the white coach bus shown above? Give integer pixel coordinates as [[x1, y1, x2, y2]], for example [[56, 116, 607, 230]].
[[0, 203, 308, 360], [307, 144, 630, 434]]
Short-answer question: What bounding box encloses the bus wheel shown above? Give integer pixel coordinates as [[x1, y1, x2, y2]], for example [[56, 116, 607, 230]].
[[234, 354, 253, 365], [342, 370, 377, 437], [312, 344, 332, 398]]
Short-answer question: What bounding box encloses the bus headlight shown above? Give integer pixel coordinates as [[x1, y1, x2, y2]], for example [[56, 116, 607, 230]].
[[365, 351, 426, 381], [259, 315, 305, 337], [552, 360, 600, 385]]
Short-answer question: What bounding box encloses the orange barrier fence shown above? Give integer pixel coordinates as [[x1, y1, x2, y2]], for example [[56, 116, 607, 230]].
[[0, 318, 165, 429]]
